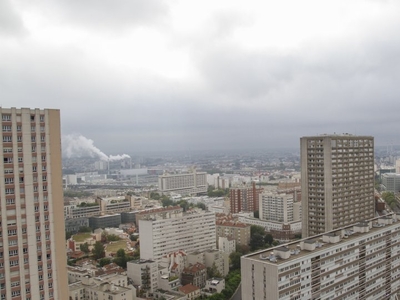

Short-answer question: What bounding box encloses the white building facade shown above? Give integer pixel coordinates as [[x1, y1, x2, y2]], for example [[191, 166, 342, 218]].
[[242, 214, 400, 300], [140, 210, 216, 262]]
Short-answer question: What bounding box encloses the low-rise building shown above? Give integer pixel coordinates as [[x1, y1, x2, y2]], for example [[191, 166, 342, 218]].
[[218, 236, 236, 255], [127, 259, 158, 294], [89, 214, 122, 230], [179, 284, 201, 300], [204, 278, 225, 294], [216, 219, 251, 247], [181, 263, 207, 288], [68, 274, 132, 300]]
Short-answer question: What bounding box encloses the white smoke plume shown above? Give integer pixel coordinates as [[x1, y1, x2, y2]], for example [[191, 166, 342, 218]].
[[62, 134, 130, 161]]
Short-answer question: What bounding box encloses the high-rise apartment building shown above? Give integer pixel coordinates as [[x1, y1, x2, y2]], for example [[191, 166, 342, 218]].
[[139, 210, 216, 262], [229, 182, 262, 213], [259, 191, 294, 223], [301, 134, 375, 237], [0, 108, 67, 299], [241, 214, 400, 300]]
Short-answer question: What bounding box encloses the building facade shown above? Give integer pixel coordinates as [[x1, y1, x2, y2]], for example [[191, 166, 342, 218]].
[[215, 220, 251, 247], [229, 182, 262, 213], [382, 173, 400, 194], [259, 191, 294, 223], [158, 170, 207, 196], [140, 210, 216, 262], [0, 108, 67, 299], [241, 214, 400, 300], [301, 134, 375, 237]]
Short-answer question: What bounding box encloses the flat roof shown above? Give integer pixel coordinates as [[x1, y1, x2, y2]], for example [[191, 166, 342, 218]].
[[244, 215, 398, 265]]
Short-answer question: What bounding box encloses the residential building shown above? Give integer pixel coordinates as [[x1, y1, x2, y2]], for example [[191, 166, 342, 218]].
[[135, 205, 183, 229], [140, 210, 216, 262], [204, 278, 225, 295], [382, 173, 400, 194], [301, 134, 375, 237], [229, 182, 262, 213], [236, 213, 301, 241], [68, 274, 132, 300], [241, 214, 400, 300], [159, 250, 188, 279], [215, 219, 251, 247], [158, 169, 207, 196], [181, 263, 207, 288], [127, 259, 158, 294], [218, 236, 236, 255], [0, 108, 67, 299], [205, 249, 229, 277], [259, 191, 294, 223], [178, 284, 201, 300]]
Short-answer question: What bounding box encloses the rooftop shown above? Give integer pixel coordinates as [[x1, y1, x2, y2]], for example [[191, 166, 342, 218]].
[[244, 214, 398, 265]]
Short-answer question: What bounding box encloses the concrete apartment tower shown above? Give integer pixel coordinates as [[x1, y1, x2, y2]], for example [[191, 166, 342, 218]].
[[1, 108, 67, 299], [301, 134, 375, 237]]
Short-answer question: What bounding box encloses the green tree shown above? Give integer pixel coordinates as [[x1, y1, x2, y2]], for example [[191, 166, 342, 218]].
[[92, 241, 105, 260], [250, 233, 265, 251], [250, 225, 265, 236], [80, 242, 90, 254], [207, 262, 222, 278], [99, 257, 112, 267], [196, 202, 206, 210], [229, 252, 242, 270], [178, 200, 189, 212], [66, 231, 73, 240], [161, 198, 174, 207], [113, 249, 127, 268], [264, 233, 273, 245], [130, 234, 138, 241], [150, 192, 161, 200], [78, 226, 92, 233]]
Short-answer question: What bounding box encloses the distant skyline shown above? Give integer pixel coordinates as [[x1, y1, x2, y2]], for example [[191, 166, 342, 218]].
[[1, 0, 400, 154]]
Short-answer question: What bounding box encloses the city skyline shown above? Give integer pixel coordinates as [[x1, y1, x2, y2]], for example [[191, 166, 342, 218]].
[[2, 1, 400, 153]]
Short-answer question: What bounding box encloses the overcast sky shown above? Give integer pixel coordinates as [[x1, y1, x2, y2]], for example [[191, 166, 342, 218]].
[[1, 0, 400, 155]]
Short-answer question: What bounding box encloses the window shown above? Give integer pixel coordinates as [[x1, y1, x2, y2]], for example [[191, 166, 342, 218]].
[[10, 260, 19, 267], [8, 229, 17, 236], [42, 165, 46, 171], [9, 240, 17, 246], [18, 157, 23, 163], [5, 188, 14, 195], [2, 136, 11, 142], [40, 115, 44, 122], [33, 166, 37, 172], [6, 198, 15, 205], [31, 136, 36, 142], [30, 115, 35, 121], [9, 250, 18, 256], [31, 126, 35, 131], [2, 125, 11, 132], [17, 136, 22, 142], [19, 177, 23, 183], [41, 155, 46, 161], [16, 125, 21, 131], [2, 114, 11, 121], [5, 177, 14, 184], [40, 135, 45, 142], [3, 147, 12, 153], [43, 185, 47, 191], [42, 175, 47, 181], [32, 145, 36, 152], [3, 157, 12, 163]]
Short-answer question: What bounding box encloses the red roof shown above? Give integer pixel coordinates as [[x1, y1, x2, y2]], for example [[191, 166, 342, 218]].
[[179, 283, 200, 294]]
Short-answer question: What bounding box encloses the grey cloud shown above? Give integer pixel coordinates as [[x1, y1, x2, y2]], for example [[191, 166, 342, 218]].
[[0, 0, 26, 36], [30, 0, 169, 31]]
